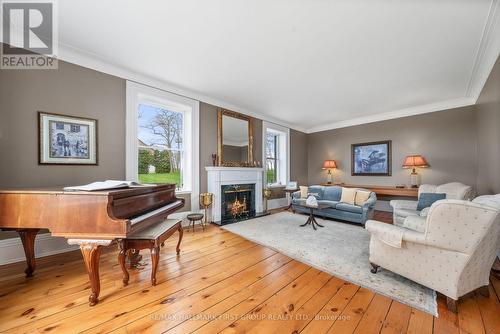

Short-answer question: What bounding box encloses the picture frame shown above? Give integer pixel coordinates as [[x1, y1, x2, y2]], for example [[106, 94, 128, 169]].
[[38, 112, 98, 165], [286, 181, 298, 190], [351, 140, 391, 176]]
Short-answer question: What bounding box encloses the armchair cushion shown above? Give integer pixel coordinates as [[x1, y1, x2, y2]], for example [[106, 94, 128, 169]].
[[394, 208, 420, 219], [403, 215, 426, 233], [390, 199, 418, 211], [417, 192, 446, 211], [419, 207, 431, 217]]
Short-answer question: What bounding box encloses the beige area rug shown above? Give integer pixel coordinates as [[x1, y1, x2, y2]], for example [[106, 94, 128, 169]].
[[222, 211, 438, 316]]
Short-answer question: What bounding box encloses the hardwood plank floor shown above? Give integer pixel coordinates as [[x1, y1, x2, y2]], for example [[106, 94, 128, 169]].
[[0, 211, 498, 334]]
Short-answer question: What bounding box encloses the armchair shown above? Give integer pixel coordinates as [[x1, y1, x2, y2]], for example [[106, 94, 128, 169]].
[[366, 194, 500, 312], [390, 182, 475, 226]]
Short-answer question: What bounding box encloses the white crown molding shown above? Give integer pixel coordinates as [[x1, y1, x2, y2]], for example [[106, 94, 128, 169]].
[[465, 0, 500, 100], [56, 43, 307, 132], [305, 97, 476, 133], [52, 36, 496, 135]]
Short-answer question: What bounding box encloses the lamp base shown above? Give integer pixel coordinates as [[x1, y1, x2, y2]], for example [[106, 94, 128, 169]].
[[326, 170, 333, 184], [410, 172, 419, 188]]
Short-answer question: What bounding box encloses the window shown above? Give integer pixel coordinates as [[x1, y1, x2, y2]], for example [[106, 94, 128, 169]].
[[137, 104, 184, 188], [266, 132, 278, 184], [126, 82, 199, 211], [263, 122, 290, 187]]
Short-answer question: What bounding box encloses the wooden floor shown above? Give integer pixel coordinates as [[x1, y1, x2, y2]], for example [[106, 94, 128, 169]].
[[0, 211, 499, 334]]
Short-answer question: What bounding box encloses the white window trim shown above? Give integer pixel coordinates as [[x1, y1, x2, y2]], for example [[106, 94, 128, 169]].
[[126, 81, 199, 211], [262, 121, 290, 188]]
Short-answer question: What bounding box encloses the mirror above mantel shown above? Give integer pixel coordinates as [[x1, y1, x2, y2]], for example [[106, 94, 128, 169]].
[[217, 108, 255, 167]]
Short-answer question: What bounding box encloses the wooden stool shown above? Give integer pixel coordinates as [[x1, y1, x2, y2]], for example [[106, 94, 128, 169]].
[[187, 213, 204, 231], [117, 219, 183, 286]]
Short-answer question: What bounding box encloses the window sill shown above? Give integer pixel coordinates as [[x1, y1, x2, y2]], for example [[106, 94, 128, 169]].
[[175, 190, 192, 195], [266, 184, 286, 189]]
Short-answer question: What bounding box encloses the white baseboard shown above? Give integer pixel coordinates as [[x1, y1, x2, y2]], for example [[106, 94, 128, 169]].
[[0, 234, 79, 266], [268, 198, 288, 210]]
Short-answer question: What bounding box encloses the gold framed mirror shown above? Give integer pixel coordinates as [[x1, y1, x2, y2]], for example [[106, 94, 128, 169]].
[[217, 108, 253, 166]]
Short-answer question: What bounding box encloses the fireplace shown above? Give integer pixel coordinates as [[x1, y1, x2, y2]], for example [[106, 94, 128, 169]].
[[205, 166, 264, 224], [221, 184, 255, 223]]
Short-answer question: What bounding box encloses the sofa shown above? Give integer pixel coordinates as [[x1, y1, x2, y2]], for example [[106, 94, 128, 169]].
[[292, 185, 377, 226], [390, 182, 475, 226], [366, 194, 500, 312]]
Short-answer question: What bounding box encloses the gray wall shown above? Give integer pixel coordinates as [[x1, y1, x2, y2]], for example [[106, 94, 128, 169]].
[[307, 106, 478, 188], [290, 129, 308, 186], [0, 61, 126, 188], [476, 56, 500, 195], [199, 102, 218, 194]]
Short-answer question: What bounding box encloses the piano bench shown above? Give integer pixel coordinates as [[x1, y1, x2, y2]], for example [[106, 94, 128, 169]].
[[118, 218, 183, 286]]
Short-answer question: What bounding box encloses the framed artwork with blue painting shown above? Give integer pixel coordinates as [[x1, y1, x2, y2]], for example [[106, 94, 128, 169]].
[[351, 140, 392, 176]]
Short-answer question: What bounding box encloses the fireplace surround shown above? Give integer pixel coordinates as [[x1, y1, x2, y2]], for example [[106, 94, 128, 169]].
[[205, 167, 264, 224]]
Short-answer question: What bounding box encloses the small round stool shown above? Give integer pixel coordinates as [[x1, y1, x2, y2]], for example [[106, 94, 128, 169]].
[[187, 213, 204, 232]]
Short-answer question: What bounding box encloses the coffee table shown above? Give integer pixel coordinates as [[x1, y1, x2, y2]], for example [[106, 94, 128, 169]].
[[294, 201, 329, 230]]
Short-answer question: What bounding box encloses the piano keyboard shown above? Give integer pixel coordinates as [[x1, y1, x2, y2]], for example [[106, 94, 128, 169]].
[[130, 200, 183, 225]]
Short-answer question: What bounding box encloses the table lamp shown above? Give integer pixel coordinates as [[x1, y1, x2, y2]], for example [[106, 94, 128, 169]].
[[322, 160, 337, 184], [199, 193, 214, 225], [402, 155, 429, 188]]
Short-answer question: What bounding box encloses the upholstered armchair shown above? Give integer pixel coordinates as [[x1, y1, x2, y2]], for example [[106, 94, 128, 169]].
[[366, 194, 500, 312], [390, 182, 475, 226]]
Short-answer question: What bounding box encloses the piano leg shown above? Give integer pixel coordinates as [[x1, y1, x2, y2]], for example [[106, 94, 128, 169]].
[[176, 224, 183, 255], [117, 241, 129, 286], [68, 239, 111, 306], [17, 228, 40, 277], [150, 246, 160, 286]]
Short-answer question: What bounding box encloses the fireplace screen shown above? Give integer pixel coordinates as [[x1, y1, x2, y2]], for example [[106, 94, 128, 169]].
[[221, 184, 256, 223]]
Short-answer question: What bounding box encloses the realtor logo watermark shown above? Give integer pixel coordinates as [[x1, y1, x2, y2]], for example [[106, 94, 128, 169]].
[[1, 0, 58, 69]]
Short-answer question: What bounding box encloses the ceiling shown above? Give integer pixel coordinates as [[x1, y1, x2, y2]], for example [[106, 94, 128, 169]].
[[56, 0, 499, 133]]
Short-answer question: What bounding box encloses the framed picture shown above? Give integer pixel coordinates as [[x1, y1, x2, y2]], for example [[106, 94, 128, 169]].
[[286, 181, 298, 190], [351, 140, 391, 176], [38, 112, 98, 165]]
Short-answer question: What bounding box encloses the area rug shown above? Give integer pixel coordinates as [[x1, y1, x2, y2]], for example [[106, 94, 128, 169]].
[[222, 211, 438, 316]]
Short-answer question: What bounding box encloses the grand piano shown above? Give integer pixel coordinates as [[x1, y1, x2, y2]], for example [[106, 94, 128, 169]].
[[0, 184, 184, 306]]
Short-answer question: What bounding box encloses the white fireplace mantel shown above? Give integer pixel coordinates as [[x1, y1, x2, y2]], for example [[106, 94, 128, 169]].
[[205, 166, 264, 223]]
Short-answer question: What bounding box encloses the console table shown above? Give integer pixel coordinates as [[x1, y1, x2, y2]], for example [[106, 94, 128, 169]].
[[322, 183, 418, 198]]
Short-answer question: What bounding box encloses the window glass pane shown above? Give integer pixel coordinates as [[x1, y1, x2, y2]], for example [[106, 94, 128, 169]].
[[138, 104, 183, 150], [266, 158, 276, 184], [137, 103, 183, 188], [266, 133, 276, 158]]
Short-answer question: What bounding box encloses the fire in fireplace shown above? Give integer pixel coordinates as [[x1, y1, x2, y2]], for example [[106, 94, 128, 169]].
[[221, 184, 255, 223]]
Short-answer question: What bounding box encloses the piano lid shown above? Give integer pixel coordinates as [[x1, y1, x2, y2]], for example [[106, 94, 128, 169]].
[[0, 184, 174, 198]]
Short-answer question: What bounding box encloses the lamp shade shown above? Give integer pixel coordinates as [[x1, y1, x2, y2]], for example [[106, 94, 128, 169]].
[[322, 160, 337, 169], [402, 155, 429, 168]]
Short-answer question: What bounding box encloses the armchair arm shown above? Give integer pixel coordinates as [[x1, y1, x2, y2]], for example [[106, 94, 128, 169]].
[[292, 191, 301, 199], [390, 199, 418, 211], [363, 193, 377, 209], [366, 220, 426, 248]]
